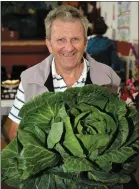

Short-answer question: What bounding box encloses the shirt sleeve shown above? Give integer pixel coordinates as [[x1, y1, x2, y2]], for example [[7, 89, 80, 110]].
[[8, 82, 25, 124]]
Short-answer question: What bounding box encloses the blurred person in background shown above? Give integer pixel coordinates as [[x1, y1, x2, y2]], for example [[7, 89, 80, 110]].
[[86, 16, 123, 72]]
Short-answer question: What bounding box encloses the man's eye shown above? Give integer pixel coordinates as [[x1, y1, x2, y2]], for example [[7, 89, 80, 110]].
[[72, 38, 79, 41], [57, 38, 65, 42]]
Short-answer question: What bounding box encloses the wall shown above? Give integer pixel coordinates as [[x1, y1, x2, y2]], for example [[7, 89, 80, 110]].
[[100, 2, 138, 42]]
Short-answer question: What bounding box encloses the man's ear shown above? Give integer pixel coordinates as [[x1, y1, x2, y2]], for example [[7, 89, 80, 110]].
[[45, 39, 52, 53]]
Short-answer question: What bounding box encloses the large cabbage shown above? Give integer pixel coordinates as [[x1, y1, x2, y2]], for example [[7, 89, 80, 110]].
[[2, 84, 139, 189]]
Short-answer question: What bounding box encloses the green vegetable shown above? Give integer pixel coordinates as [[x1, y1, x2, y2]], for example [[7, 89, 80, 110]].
[[2, 84, 139, 189]]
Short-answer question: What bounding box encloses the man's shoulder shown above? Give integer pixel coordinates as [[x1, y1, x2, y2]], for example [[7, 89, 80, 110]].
[[21, 54, 53, 77], [22, 54, 52, 75], [22, 59, 46, 75], [86, 53, 121, 86], [86, 53, 111, 70], [20, 54, 53, 85]]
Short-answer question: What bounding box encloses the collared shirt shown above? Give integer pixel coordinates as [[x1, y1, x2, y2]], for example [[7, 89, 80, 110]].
[[8, 58, 90, 124], [52, 57, 89, 92]]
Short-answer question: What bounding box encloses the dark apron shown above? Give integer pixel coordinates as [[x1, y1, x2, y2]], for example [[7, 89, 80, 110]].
[[44, 69, 92, 92]]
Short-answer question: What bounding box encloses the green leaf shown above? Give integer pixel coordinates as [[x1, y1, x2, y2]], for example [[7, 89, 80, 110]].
[[63, 116, 85, 158], [125, 109, 139, 146], [96, 147, 135, 167], [2, 137, 22, 182], [74, 110, 91, 129], [58, 105, 85, 158], [89, 150, 99, 161], [75, 84, 109, 110], [88, 170, 130, 183], [47, 122, 63, 149], [3, 175, 21, 188], [107, 116, 129, 151], [20, 173, 57, 189], [19, 106, 54, 131], [54, 143, 69, 158], [76, 134, 109, 156], [70, 107, 81, 117], [23, 126, 46, 145], [76, 121, 84, 134], [63, 156, 93, 172], [77, 103, 117, 136], [18, 129, 59, 180], [19, 92, 63, 130]]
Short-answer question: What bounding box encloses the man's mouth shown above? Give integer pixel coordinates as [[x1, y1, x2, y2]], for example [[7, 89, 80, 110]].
[[62, 52, 76, 57]]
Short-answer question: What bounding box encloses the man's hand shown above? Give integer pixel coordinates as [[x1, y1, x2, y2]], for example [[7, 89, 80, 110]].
[[101, 84, 118, 94]]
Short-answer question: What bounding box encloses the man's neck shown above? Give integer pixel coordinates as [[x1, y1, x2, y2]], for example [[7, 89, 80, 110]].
[[55, 62, 84, 88]]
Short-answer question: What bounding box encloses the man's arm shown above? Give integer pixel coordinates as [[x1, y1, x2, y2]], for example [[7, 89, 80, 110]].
[[3, 118, 19, 141], [3, 81, 25, 143]]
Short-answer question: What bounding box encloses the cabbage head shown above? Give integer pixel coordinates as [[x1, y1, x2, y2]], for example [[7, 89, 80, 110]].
[[2, 84, 139, 189]]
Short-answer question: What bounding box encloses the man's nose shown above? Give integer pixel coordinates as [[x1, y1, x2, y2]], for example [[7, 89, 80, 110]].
[[65, 40, 75, 51]]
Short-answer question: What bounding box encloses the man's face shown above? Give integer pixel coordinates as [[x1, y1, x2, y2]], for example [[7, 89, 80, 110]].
[[46, 19, 87, 71]]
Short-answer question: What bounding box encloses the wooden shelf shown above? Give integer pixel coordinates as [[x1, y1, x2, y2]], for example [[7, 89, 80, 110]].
[[1, 40, 50, 74]]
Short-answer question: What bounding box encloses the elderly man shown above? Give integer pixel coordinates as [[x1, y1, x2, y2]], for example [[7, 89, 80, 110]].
[[6, 5, 120, 140]]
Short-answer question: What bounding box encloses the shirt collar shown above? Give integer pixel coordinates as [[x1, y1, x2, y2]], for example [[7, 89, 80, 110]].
[[51, 57, 89, 80], [51, 58, 62, 79]]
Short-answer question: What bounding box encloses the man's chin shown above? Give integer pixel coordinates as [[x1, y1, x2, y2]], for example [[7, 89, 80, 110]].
[[60, 61, 78, 70]]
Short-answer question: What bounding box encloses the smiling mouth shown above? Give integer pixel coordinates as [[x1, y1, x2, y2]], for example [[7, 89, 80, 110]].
[[62, 52, 76, 57]]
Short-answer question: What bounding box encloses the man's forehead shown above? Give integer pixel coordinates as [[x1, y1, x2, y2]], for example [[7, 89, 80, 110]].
[[50, 19, 86, 39], [51, 18, 82, 27]]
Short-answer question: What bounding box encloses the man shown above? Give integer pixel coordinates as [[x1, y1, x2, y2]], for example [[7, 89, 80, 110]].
[[5, 5, 120, 141]]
